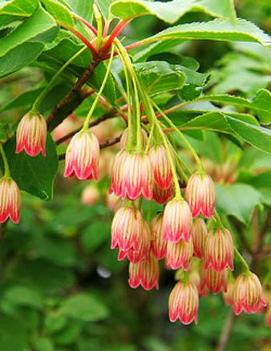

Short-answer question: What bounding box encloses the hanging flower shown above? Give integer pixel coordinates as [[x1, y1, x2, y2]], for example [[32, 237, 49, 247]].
[[110, 150, 153, 200], [149, 144, 172, 189], [120, 128, 147, 149], [200, 268, 228, 295], [128, 254, 159, 290], [0, 177, 21, 224], [16, 113, 47, 157], [204, 228, 234, 272], [166, 238, 193, 270], [191, 218, 207, 259], [151, 214, 167, 260], [168, 281, 199, 325], [185, 172, 215, 218], [163, 198, 192, 243], [64, 130, 100, 180], [152, 182, 173, 205], [232, 273, 267, 315]]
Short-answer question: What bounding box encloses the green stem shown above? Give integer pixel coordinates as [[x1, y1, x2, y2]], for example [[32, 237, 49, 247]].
[[32, 47, 86, 113], [82, 45, 115, 130], [93, 4, 103, 49], [234, 247, 250, 273], [0, 144, 10, 177], [153, 102, 203, 170]]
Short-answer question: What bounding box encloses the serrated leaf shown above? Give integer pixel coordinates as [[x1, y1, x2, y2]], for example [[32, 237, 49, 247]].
[[4, 134, 58, 200], [216, 183, 262, 223], [110, 0, 236, 24]]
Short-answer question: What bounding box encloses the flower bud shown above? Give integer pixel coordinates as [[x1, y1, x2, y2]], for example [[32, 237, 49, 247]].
[[106, 193, 120, 212], [204, 228, 234, 272], [110, 150, 153, 200], [200, 268, 228, 294], [166, 238, 193, 271], [118, 220, 151, 263], [64, 130, 100, 180], [168, 282, 199, 325], [81, 184, 100, 205], [232, 273, 267, 315], [152, 182, 173, 205], [163, 198, 192, 243], [111, 206, 143, 252], [149, 145, 172, 189], [185, 172, 215, 218], [0, 178, 21, 224], [128, 254, 159, 290], [191, 218, 207, 259], [16, 113, 47, 157], [151, 214, 167, 260]]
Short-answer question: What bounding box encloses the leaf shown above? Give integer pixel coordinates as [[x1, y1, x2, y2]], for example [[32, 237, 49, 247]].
[[91, 62, 116, 104], [0, 0, 38, 17], [135, 61, 186, 95], [110, 0, 236, 24], [4, 134, 58, 200], [0, 5, 56, 58], [149, 19, 271, 47], [216, 183, 262, 223], [65, 0, 94, 21], [0, 88, 42, 113], [59, 293, 109, 322], [97, 0, 113, 18], [2, 285, 43, 309], [0, 42, 44, 77], [41, 0, 74, 27], [0, 316, 28, 351], [80, 222, 110, 252]]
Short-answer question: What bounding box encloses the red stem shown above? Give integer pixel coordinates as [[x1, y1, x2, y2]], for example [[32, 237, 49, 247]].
[[69, 27, 99, 57], [101, 19, 131, 54], [77, 16, 97, 36]]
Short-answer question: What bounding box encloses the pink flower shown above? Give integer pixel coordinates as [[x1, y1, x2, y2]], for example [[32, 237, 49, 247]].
[[185, 172, 215, 218], [0, 178, 21, 224], [200, 268, 228, 294], [191, 218, 207, 259], [149, 145, 172, 189], [128, 254, 159, 290], [111, 206, 143, 252], [163, 198, 192, 243], [204, 228, 234, 272], [151, 214, 167, 260], [16, 113, 47, 157], [118, 220, 151, 263], [223, 279, 235, 306], [232, 273, 267, 315], [152, 182, 173, 205], [64, 130, 100, 180], [110, 150, 153, 200], [168, 282, 199, 325], [166, 238, 193, 270]]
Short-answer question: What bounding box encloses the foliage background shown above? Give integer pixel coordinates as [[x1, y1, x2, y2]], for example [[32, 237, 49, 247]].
[[0, 0, 271, 350]]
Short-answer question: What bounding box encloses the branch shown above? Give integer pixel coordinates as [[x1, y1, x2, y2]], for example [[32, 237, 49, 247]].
[[216, 311, 235, 351], [58, 135, 121, 161], [47, 59, 99, 131]]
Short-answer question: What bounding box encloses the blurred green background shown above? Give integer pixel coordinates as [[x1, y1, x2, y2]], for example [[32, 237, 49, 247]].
[[1, 0, 271, 350]]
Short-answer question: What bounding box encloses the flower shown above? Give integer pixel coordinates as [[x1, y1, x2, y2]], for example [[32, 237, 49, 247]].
[[166, 238, 193, 270], [111, 206, 143, 253], [191, 218, 207, 259], [64, 130, 100, 180], [16, 113, 47, 157], [185, 172, 215, 218], [128, 254, 159, 290], [120, 128, 147, 149], [223, 279, 235, 306], [151, 214, 167, 260], [168, 282, 199, 324], [232, 273, 267, 315], [149, 145, 172, 189], [204, 228, 234, 272], [81, 184, 100, 205], [163, 198, 192, 243], [152, 182, 173, 205], [0, 178, 21, 224], [110, 150, 153, 200], [118, 220, 151, 263], [200, 268, 228, 294]]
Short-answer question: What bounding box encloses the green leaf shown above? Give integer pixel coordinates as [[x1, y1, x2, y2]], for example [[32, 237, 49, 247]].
[[41, 0, 74, 27], [0, 316, 28, 351], [0, 88, 42, 113], [59, 293, 109, 322], [110, 0, 236, 24], [0, 0, 38, 17], [2, 285, 43, 309], [149, 19, 271, 46], [0, 5, 56, 58], [91, 62, 116, 104], [216, 183, 262, 223], [97, 0, 113, 18], [65, 0, 94, 21], [80, 222, 110, 252], [0, 42, 44, 77], [135, 61, 186, 95], [4, 134, 58, 200]]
